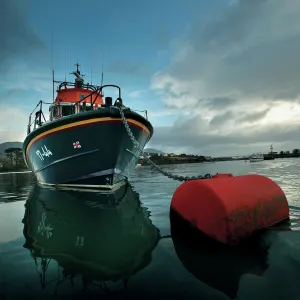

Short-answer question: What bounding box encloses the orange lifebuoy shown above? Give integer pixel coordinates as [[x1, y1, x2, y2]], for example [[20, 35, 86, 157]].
[[171, 174, 289, 245]]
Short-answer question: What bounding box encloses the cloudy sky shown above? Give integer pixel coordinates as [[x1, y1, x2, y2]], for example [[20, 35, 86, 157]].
[[1, 0, 300, 156]]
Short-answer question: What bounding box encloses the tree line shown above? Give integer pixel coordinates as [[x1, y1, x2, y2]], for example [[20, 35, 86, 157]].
[[279, 149, 299, 156], [275, 149, 299, 157], [0, 148, 28, 172]]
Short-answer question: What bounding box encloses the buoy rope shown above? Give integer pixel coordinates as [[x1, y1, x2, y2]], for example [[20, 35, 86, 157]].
[[117, 105, 213, 182]]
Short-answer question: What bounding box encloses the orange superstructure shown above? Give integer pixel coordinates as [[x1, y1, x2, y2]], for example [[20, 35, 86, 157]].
[[55, 86, 104, 106], [49, 64, 105, 120]]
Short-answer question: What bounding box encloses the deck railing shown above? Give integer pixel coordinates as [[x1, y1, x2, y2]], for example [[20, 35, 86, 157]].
[[27, 85, 148, 134], [27, 100, 48, 134]]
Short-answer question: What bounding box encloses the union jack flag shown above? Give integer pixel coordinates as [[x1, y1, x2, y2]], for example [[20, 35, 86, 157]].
[[73, 141, 81, 149]]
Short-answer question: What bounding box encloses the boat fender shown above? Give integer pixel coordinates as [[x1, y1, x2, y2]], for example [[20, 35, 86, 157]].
[[170, 174, 289, 245]]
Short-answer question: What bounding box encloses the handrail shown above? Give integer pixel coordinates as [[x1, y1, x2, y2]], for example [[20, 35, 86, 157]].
[[132, 109, 148, 119], [55, 80, 98, 91], [26, 84, 149, 135], [73, 84, 122, 107], [27, 100, 47, 134]]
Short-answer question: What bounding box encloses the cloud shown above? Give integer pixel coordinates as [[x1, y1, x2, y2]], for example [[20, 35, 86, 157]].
[[203, 97, 237, 111], [149, 116, 300, 156], [0, 0, 45, 74], [151, 0, 300, 104], [0, 106, 29, 143], [0, 66, 52, 142], [0, 0, 50, 112], [235, 108, 271, 125], [147, 109, 190, 119], [128, 89, 147, 98], [0, 64, 53, 109], [107, 59, 150, 77], [209, 111, 234, 129], [149, 0, 300, 155]]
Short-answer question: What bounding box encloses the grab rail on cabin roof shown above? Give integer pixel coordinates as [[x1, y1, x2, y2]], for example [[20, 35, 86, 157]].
[[54, 80, 98, 91]]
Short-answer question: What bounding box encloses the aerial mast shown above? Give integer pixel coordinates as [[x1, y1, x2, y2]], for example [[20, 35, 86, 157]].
[[52, 70, 55, 102], [72, 63, 84, 88]]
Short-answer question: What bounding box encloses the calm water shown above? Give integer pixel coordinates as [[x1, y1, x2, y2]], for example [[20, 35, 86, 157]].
[[1, 159, 300, 299]]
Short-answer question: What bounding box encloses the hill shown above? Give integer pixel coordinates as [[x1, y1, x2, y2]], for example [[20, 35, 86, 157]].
[[0, 142, 23, 155], [144, 148, 165, 154]]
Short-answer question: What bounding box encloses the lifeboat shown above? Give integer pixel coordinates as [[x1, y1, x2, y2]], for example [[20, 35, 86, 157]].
[[22, 64, 153, 189]]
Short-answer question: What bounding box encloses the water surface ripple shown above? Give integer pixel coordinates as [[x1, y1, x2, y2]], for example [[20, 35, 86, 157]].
[[0, 159, 300, 299]]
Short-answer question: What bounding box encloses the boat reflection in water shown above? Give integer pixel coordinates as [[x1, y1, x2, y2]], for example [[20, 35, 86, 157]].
[[169, 210, 285, 299], [22, 183, 160, 296]]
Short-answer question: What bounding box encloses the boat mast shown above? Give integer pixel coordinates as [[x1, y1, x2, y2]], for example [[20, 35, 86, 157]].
[[101, 64, 104, 86], [75, 62, 80, 74], [51, 32, 55, 102], [101, 50, 104, 86], [72, 63, 84, 88], [52, 69, 55, 102]]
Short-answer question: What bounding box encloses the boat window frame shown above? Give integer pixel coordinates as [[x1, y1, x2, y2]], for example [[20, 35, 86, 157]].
[[50, 104, 60, 119], [49, 101, 100, 121], [60, 103, 75, 117]]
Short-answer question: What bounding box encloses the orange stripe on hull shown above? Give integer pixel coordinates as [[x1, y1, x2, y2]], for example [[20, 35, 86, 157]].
[[26, 118, 150, 159]]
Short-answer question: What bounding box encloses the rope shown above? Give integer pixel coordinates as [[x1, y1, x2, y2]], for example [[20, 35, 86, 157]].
[[116, 104, 213, 182]]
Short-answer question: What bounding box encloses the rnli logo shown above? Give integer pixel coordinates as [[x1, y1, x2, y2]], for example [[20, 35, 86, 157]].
[[73, 141, 81, 149]]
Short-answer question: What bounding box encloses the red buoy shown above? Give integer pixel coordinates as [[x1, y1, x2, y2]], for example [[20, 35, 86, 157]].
[[171, 174, 289, 245]]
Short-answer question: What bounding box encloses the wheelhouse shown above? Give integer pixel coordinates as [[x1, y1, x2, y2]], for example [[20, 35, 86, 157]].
[[49, 102, 102, 120], [27, 63, 147, 135], [49, 63, 105, 121]]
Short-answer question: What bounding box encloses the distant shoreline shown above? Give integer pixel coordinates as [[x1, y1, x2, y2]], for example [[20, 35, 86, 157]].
[[0, 154, 298, 172], [141, 156, 209, 166], [140, 154, 300, 166], [214, 154, 300, 162]]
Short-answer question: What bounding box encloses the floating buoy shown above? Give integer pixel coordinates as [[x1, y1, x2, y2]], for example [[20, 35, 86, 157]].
[[170, 174, 289, 245]]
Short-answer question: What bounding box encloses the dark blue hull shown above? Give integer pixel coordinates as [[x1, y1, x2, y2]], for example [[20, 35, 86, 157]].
[[23, 108, 153, 188]]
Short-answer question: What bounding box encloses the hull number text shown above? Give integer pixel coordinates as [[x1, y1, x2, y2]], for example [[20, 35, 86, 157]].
[[36, 146, 53, 161]]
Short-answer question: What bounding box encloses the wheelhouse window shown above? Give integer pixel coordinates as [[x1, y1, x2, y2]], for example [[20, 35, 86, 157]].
[[85, 105, 93, 111], [61, 105, 75, 116], [79, 104, 85, 112], [52, 106, 59, 118], [79, 102, 93, 112]]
